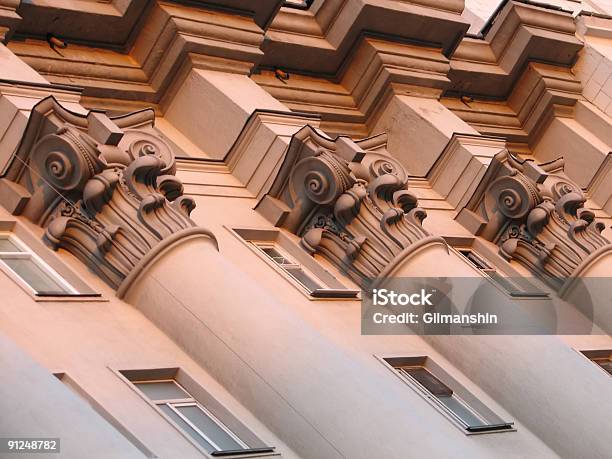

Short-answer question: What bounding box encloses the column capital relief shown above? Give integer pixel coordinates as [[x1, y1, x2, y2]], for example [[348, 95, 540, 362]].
[[3, 96, 216, 289], [459, 152, 610, 288], [258, 126, 442, 287]]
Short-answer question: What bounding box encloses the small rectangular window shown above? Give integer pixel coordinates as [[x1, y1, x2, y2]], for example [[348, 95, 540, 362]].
[[384, 357, 514, 433], [254, 242, 324, 293], [457, 248, 547, 298], [134, 379, 247, 453], [122, 372, 275, 457], [0, 233, 77, 296], [283, 0, 314, 8], [581, 350, 612, 376], [231, 227, 359, 299]]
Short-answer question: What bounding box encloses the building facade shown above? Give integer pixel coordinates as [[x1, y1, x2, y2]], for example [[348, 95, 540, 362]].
[[0, 1, 612, 458]]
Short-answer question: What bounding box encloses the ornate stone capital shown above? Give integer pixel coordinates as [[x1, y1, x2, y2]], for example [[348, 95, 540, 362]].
[[259, 127, 440, 287], [461, 152, 609, 288], [4, 97, 216, 289]]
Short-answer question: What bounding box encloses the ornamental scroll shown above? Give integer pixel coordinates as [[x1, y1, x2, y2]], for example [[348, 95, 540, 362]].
[[259, 127, 440, 287], [4, 97, 215, 289], [464, 153, 609, 289]]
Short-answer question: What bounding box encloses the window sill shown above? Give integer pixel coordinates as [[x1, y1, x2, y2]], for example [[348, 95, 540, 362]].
[[211, 447, 277, 457], [310, 288, 360, 299], [34, 293, 107, 303], [466, 423, 515, 434]]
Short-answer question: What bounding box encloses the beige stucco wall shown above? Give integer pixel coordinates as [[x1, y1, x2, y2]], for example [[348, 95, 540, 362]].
[[1, 1, 612, 459]]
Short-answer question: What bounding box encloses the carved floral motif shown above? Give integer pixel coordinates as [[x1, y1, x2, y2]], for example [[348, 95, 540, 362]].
[[263, 129, 434, 287], [8, 97, 214, 289], [483, 157, 609, 288]]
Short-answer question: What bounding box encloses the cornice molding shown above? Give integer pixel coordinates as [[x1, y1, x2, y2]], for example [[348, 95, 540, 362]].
[[7, 0, 586, 137], [261, 0, 468, 75], [252, 36, 450, 134], [576, 13, 612, 39], [13, 0, 281, 48], [447, 1, 583, 99], [14, 0, 148, 49], [0, 0, 20, 43], [1, 96, 217, 289], [442, 62, 583, 144], [9, 1, 268, 102], [255, 2, 585, 137]]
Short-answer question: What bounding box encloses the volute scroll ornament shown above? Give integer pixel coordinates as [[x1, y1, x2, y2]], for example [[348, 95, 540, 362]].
[[261, 127, 442, 287], [5, 97, 216, 290], [467, 154, 610, 289]]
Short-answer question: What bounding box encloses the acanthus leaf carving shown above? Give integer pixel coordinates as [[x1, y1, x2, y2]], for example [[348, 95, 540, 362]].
[[6, 97, 216, 290], [467, 153, 610, 289], [261, 127, 441, 287]]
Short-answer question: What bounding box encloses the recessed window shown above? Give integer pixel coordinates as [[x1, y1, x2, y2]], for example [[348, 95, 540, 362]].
[[0, 233, 77, 296], [457, 248, 547, 298], [253, 242, 324, 293], [121, 369, 274, 457], [581, 350, 612, 376], [232, 228, 359, 299], [283, 0, 314, 9], [135, 379, 247, 453], [383, 357, 514, 433]]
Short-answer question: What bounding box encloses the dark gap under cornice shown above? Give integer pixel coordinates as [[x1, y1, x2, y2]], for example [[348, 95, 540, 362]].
[[466, 0, 573, 39]]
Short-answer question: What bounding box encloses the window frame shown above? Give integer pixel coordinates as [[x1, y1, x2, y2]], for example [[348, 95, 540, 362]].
[[580, 350, 612, 376], [133, 379, 249, 453], [252, 241, 325, 294], [0, 232, 78, 296], [282, 0, 315, 9], [228, 227, 359, 300], [0, 222, 101, 300], [452, 245, 549, 299], [378, 355, 515, 435], [116, 368, 277, 458]]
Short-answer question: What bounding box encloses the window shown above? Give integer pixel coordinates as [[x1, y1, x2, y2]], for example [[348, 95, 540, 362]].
[[122, 369, 274, 457], [253, 242, 324, 293], [0, 233, 77, 296], [383, 357, 513, 433], [581, 350, 612, 376], [231, 228, 359, 299], [283, 0, 314, 9], [135, 379, 247, 453], [457, 248, 547, 298]]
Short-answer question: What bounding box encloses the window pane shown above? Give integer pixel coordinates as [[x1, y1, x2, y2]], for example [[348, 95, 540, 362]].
[[438, 395, 486, 427], [285, 267, 322, 292], [175, 404, 244, 452], [134, 381, 191, 401], [460, 250, 491, 270], [159, 404, 216, 452], [0, 239, 22, 252], [487, 271, 521, 293], [596, 361, 612, 376], [260, 247, 293, 265], [2, 258, 68, 294], [402, 367, 453, 397]]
